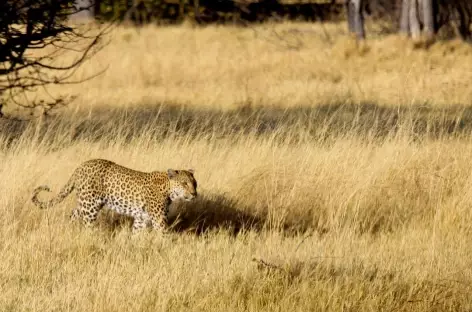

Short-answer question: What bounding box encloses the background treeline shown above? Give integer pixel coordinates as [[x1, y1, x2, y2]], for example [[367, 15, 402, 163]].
[[89, 0, 472, 40], [93, 0, 344, 24]]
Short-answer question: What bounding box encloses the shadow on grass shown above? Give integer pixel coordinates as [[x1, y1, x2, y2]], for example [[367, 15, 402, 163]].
[[95, 193, 317, 236], [2, 101, 472, 150], [169, 194, 264, 235]]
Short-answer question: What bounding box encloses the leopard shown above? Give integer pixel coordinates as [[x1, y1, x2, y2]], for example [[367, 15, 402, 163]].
[[32, 159, 198, 233]]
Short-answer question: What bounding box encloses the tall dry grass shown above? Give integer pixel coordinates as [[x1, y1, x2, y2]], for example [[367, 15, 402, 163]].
[[2, 22, 472, 311], [4, 21, 472, 116]]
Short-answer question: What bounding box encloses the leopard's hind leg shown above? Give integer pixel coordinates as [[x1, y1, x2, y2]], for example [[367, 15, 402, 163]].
[[77, 196, 105, 227]]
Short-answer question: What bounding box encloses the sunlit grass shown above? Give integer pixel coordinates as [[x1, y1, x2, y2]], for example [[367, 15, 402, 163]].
[[1, 21, 472, 311]]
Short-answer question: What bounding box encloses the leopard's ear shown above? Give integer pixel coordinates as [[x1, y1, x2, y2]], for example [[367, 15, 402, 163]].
[[167, 169, 178, 178], [188, 169, 195, 174]]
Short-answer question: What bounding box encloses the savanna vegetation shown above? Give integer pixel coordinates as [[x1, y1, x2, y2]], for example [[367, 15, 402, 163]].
[[1, 3, 472, 311]]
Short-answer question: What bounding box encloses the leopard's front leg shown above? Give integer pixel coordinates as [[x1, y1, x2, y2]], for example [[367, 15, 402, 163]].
[[148, 197, 170, 234]]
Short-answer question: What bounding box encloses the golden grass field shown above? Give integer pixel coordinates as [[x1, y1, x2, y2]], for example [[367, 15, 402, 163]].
[[2, 21, 472, 311]]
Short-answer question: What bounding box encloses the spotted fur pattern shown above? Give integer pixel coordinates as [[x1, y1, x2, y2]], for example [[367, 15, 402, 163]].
[[32, 159, 197, 233]]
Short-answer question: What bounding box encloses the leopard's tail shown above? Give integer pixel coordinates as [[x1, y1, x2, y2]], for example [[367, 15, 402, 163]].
[[32, 174, 76, 209]]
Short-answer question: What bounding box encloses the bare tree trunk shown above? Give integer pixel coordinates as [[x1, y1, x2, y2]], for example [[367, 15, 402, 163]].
[[345, 0, 365, 40], [93, 0, 101, 18], [345, 0, 355, 33], [400, 0, 410, 35], [409, 0, 421, 39], [353, 0, 365, 39], [422, 0, 435, 38], [179, 0, 186, 21], [456, 3, 472, 41], [194, 0, 200, 23]]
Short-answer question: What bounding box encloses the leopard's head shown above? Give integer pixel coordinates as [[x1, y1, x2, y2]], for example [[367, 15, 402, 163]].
[[167, 169, 198, 202]]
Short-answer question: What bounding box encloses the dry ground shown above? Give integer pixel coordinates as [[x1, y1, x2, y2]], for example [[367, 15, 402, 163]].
[[1, 22, 472, 311]]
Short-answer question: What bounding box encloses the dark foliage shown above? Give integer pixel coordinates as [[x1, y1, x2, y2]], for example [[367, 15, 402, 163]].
[[0, 0, 110, 110], [94, 0, 344, 25]]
